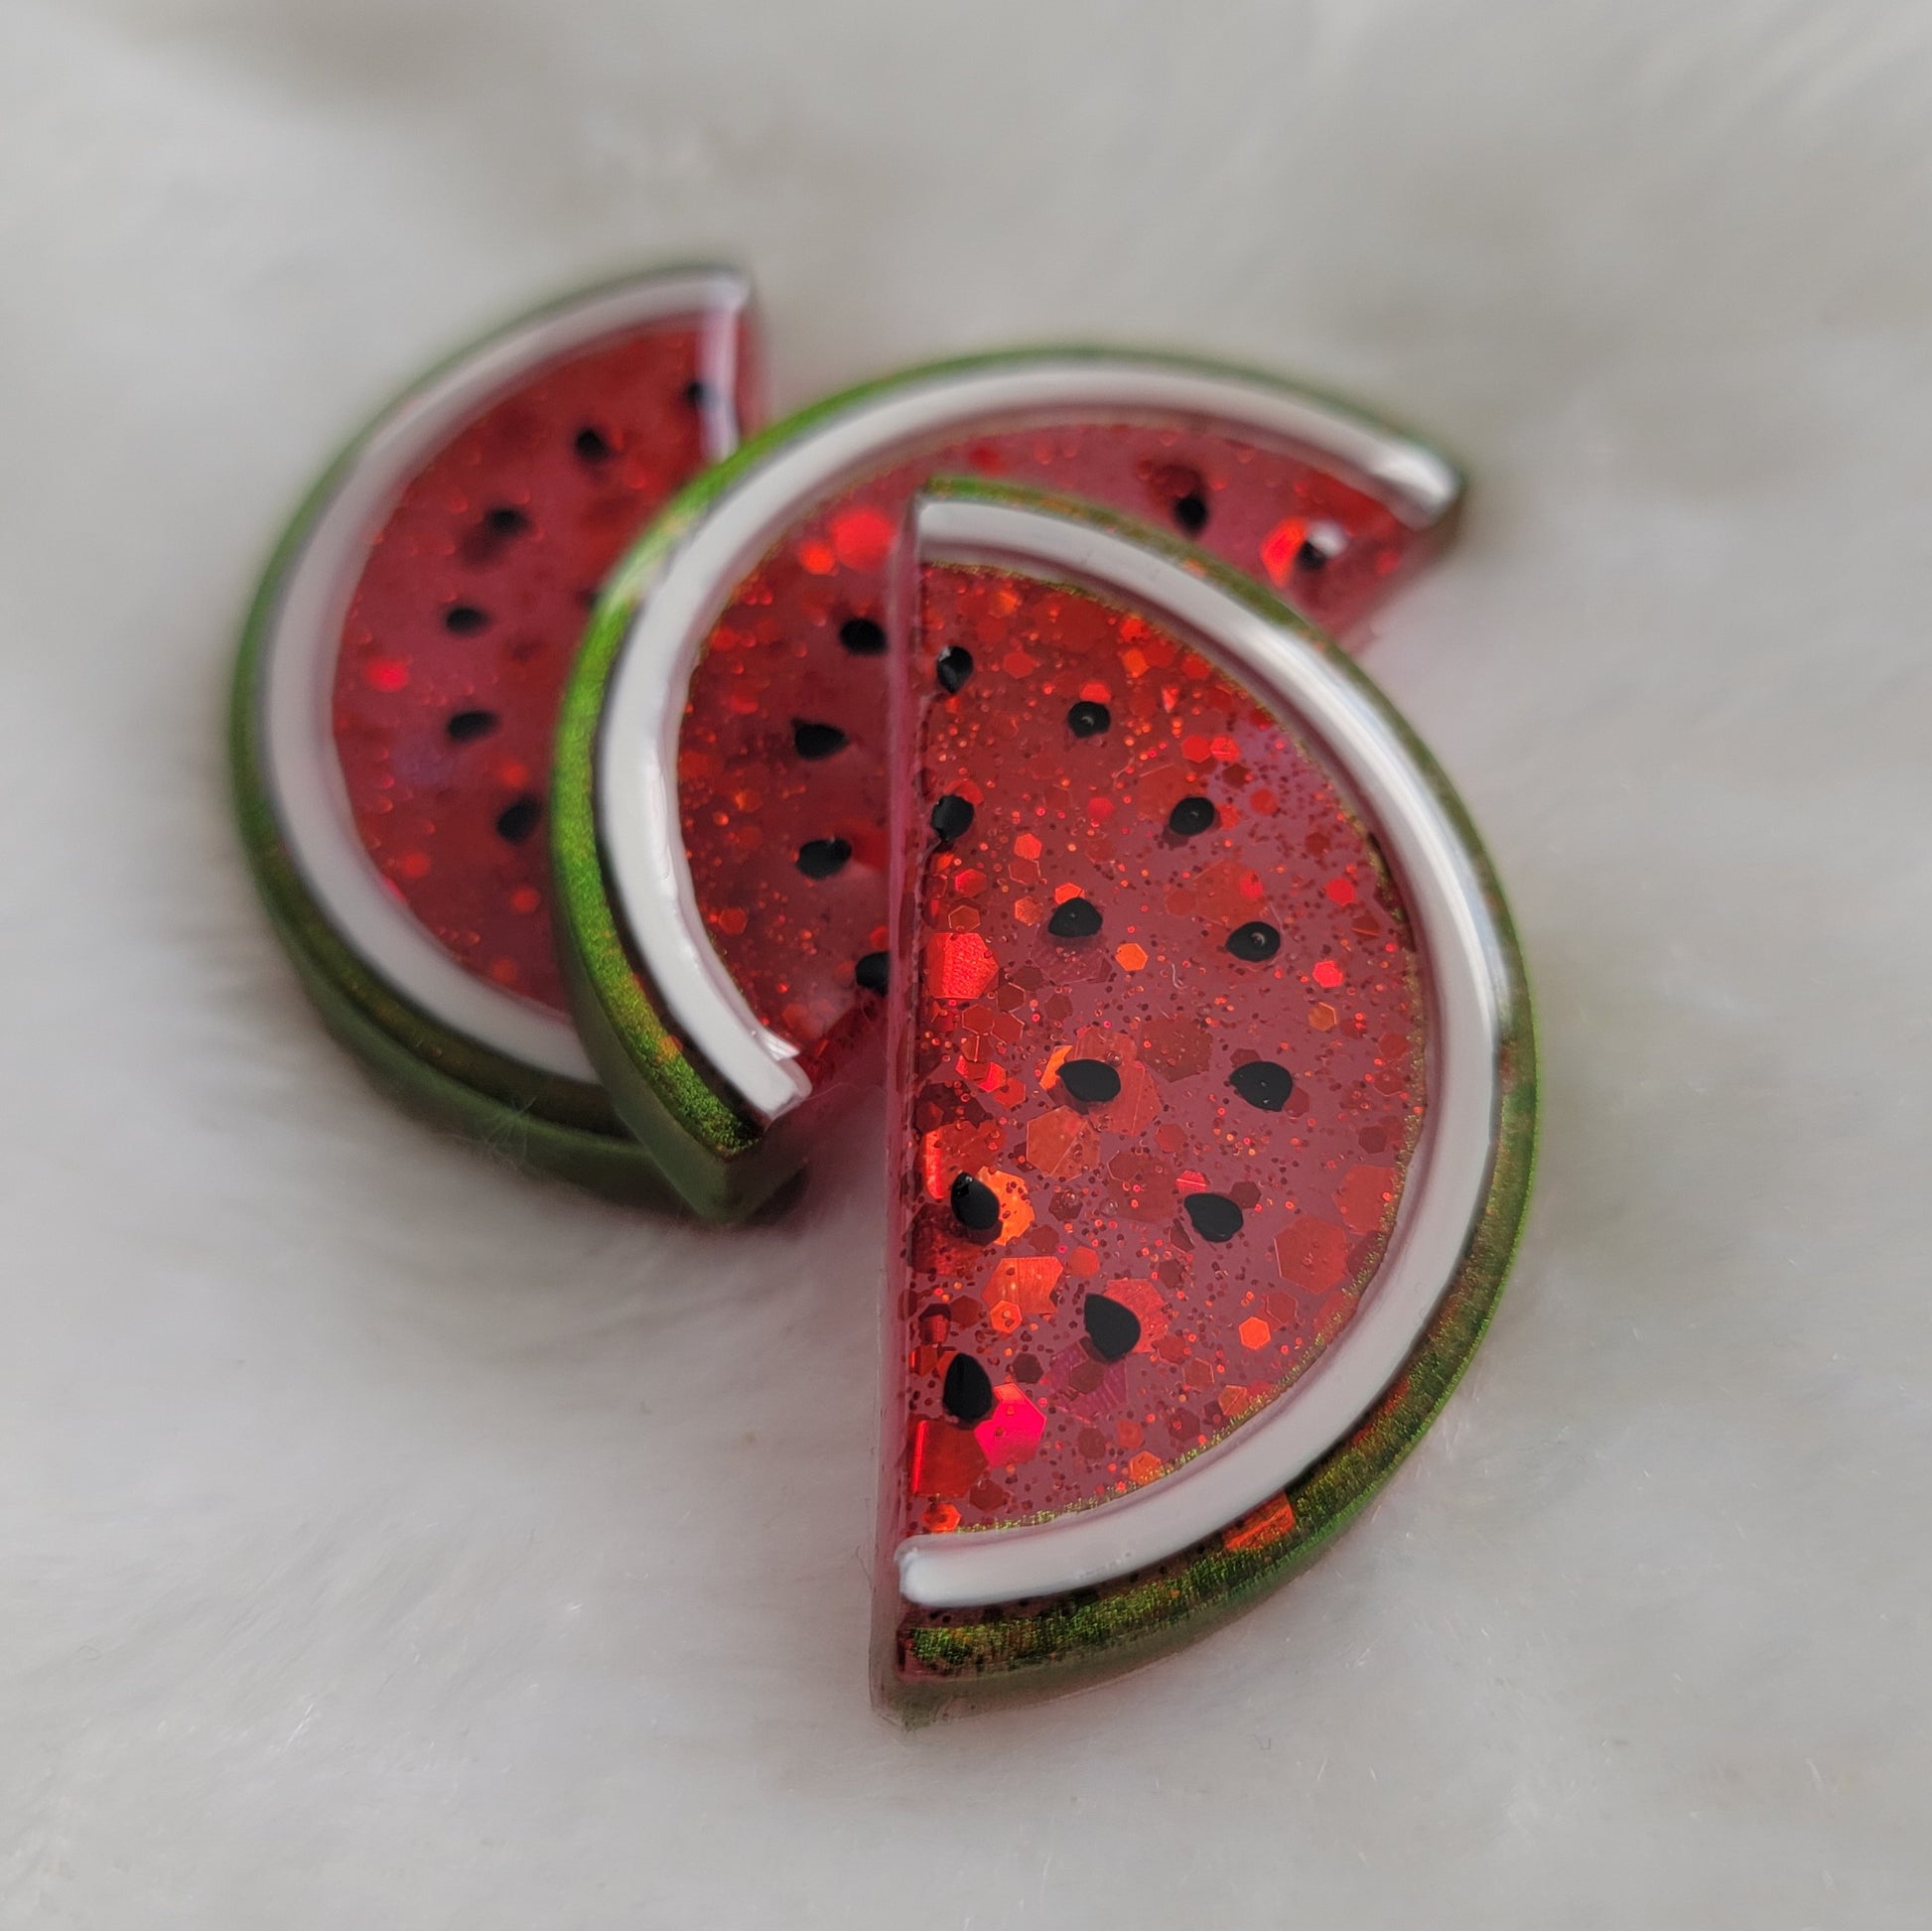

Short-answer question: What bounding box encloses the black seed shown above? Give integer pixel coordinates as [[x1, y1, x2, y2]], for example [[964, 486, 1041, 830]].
[[929, 793, 975, 841], [443, 603, 489, 635], [792, 719, 849, 760], [1172, 492, 1209, 535], [942, 1352, 996, 1424], [936, 645, 974, 694], [1046, 896, 1102, 939], [1168, 795, 1217, 837], [1296, 537, 1331, 571], [1229, 1060, 1294, 1111], [1225, 920, 1282, 962], [494, 794, 543, 844], [840, 616, 888, 656], [1083, 1293, 1142, 1362], [682, 379, 710, 409], [1183, 1191, 1245, 1242], [484, 504, 530, 537], [1066, 700, 1111, 738], [949, 1172, 1000, 1232], [445, 709, 498, 744], [574, 425, 615, 463], [795, 837, 852, 880], [855, 951, 890, 995], [1058, 1058, 1122, 1105]]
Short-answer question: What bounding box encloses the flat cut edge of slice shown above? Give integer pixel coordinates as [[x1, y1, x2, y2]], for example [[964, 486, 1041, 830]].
[[230, 264, 753, 1194], [555, 348, 1467, 1219], [875, 483, 1536, 1716]]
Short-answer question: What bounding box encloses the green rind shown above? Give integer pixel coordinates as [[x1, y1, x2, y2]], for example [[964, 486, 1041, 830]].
[[551, 346, 1468, 1219], [226, 272, 733, 1206], [551, 570, 782, 1222], [872, 478, 1535, 1720]]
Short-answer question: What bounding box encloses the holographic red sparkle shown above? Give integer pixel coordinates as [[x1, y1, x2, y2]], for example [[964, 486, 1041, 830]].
[[678, 417, 1428, 1081], [334, 311, 753, 1012], [885, 565, 1426, 1534]]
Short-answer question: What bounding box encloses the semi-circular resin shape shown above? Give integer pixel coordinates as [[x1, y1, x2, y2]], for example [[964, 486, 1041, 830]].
[[557, 351, 1463, 1218], [871, 486, 1532, 1715], [231, 266, 759, 1197]]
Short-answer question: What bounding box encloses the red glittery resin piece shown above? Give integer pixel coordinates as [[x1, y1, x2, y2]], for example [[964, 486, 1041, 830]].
[[334, 312, 755, 1012], [680, 420, 1432, 1086], [886, 565, 1426, 1538]]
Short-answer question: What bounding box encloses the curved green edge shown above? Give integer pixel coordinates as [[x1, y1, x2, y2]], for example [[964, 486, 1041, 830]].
[[552, 346, 1468, 1220], [867, 478, 1536, 1720], [225, 271, 739, 1209]]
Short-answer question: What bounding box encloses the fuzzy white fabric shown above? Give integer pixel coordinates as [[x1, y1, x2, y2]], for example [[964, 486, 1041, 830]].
[[4, 2, 1928, 1924]]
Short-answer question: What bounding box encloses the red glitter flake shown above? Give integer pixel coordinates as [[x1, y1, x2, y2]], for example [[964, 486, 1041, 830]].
[[980, 1168, 1035, 1244], [1025, 1107, 1098, 1179], [1102, 1277, 1170, 1347], [1259, 515, 1309, 587], [924, 930, 999, 1001], [1275, 1216, 1351, 1293], [1311, 958, 1344, 989], [988, 1255, 1062, 1315], [1334, 1164, 1398, 1234], [1092, 1059, 1161, 1137], [920, 1118, 1002, 1199], [831, 505, 897, 570], [974, 1386, 1046, 1466], [1223, 1492, 1298, 1552], [908, 1418, 989, 1499]]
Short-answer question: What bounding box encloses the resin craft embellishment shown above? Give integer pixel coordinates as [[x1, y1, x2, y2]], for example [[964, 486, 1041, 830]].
[[875, 484, 1533, 1715], [556, 350, 1464, 1219], [230, 267, 759, 1199]]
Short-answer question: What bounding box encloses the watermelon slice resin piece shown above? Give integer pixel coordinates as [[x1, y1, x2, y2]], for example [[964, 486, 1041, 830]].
[[558, 350, 1465, 1219], [231, 266, 759, 1199], [873, 484, 1534, 1716]]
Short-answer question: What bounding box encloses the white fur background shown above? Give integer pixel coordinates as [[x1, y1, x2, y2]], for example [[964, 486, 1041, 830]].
[[4, 2, 1930, 1924]]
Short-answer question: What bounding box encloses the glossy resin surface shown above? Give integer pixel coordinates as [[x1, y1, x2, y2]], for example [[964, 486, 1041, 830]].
[[888, 563, 1427, 1539]]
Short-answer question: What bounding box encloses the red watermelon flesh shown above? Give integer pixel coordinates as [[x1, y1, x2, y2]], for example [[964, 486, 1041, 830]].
[[680, 421, 1433, 1093], [888, 562, 1426, 1538], [333, 313, 757, 1014]]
